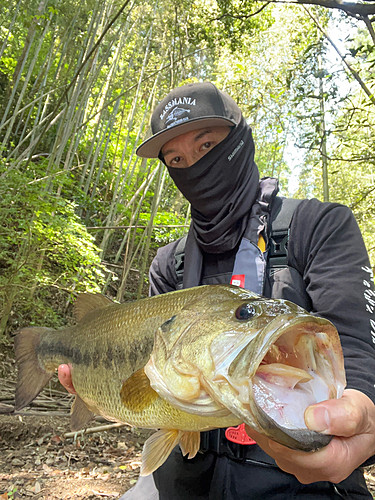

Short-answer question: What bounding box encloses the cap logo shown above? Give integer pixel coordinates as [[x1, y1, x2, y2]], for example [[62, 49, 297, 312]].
[[165, 107, 190, 124], [160, 96, 196, 121]]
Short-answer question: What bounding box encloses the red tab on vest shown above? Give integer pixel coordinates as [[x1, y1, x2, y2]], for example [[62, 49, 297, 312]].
[[225, 424, 256, 445], [230, 274, 245, 288]]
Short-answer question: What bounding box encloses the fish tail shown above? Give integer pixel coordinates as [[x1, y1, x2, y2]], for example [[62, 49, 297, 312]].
[[14, 327, 55, 410]]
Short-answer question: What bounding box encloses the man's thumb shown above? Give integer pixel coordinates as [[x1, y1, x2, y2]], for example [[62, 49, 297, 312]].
[[304, 390, 369, 437], [304, 405, 331, 434]]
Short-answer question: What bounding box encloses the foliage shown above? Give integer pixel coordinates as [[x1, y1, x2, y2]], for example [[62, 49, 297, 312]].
[[327, 97, 375, 264], [191, 0, 275, 52], [0, 158, 106, 335], [291, 20, 375, 264], [0, 0, 374, 338], [139, 211, 188, 245]]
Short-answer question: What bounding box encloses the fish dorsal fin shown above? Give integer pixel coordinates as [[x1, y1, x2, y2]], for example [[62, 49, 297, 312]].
[[70, 395, 94, 431], [140, 429, 181, 476], [74, 293, 113, 322], [178, 431, 201, 459], [120, 368, 159, 412]]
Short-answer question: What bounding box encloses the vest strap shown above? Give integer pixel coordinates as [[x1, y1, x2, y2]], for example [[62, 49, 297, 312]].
[[199, 428, 276, 466]]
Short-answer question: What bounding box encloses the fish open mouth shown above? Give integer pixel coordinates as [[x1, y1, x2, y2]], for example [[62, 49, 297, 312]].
[[210, 314, 346, 447], [249, 320, 345, 430]]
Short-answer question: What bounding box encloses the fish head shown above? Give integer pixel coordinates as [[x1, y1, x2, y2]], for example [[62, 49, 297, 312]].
[[145, 289, 346, 451], [221, 298, 346, 450]]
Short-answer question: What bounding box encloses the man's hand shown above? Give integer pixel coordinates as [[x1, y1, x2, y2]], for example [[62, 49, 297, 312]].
[[245, 389, 375, 484], [58, 364, 76, 394]]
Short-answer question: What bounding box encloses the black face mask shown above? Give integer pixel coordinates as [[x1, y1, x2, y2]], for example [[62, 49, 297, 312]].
[[167, 117, 260, 253]]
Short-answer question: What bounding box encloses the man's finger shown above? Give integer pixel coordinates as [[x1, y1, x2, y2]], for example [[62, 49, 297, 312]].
[[58, 364, 76, 394], [304, 389, 373, 437]]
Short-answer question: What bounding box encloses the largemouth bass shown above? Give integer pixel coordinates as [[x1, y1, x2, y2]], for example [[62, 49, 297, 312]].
[[14, 285, 346, 475]]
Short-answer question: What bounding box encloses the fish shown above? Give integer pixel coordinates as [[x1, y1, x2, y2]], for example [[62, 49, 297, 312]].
[[14, 284, 346, 475], [165, 107, 191, 123]]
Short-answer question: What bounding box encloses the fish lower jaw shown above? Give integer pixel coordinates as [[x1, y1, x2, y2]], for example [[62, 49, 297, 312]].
[[251, 377, 317, 430], [224, 364, 340, 432]]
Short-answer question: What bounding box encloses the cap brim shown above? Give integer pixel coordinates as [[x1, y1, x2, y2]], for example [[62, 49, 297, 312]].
[[136, 116, 236, 158]]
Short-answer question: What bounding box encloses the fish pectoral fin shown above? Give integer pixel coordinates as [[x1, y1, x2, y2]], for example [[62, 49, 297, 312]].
[[14, 327, 55, 411], [179, 431, 201, 459], [140, 429, 181, 476], [70, 395, 95, 431], [74, 293, 114, 322], [120, 368, 159, 412]]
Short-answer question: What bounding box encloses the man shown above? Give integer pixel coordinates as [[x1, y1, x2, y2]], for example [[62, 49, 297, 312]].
[[59, 82, 375, 499]]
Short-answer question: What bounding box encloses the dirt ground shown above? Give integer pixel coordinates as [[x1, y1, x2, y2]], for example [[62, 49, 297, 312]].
[[0, 344, 153, 500], [0, 276, 154, 500], [0, 413, 153, 499]]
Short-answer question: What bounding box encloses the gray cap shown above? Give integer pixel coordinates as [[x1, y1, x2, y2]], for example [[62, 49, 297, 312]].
[[136, 82, 241, 158]]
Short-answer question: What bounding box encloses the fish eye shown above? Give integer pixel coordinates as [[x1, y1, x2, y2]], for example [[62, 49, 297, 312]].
[[235, 303, 257, 321]]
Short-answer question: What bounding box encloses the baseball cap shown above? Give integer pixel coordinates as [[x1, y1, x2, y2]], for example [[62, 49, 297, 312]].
[[136, 82, 241, 158]]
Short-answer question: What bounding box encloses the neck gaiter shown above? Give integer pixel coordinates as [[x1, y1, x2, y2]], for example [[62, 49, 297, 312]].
[[167, 117, 259, 254]]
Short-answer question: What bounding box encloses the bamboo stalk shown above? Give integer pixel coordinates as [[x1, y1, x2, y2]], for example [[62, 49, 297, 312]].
[[0, 0, 23, 60], [22, 0, 134, 171], [98, 24, 157, 257], [0, 86, 65, 134], [116, 204, 143, 300], [2, 14, 53, 150], [0, 31, 35, 130], [117, 218, 148, 300], [6, 14, 56, 147], [137, 164, 166, 299], [112, 165, 159, 262]]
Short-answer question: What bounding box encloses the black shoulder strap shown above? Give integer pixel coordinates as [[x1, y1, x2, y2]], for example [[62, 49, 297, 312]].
[[174, 235, 187, 288], [268, 197, 302, 271]]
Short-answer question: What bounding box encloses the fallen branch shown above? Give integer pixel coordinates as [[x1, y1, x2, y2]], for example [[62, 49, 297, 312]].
[[65, 422, 129, 438], [0, 376, 73, 414], [0, 403, 15, 413], [14, 410, 71, 417]]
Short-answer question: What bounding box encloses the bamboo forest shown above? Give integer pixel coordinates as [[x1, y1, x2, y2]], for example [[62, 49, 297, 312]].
[[1, 0, 375, 338]]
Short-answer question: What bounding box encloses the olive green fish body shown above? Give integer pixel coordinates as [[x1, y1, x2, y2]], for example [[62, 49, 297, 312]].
[[14, 284, 346, 475], [26, 287, 240, 430]]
